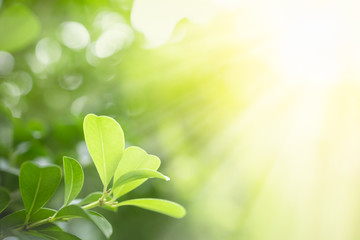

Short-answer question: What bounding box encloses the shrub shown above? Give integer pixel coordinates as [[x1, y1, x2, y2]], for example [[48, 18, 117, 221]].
[[0, 114, 185, 239]]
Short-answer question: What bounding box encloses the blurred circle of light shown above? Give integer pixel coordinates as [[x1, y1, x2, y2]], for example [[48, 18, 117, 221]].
[[60, 21, 90, 50], [93, 23, 134, 58], [71, 96, 88, 116], [76, 141, 92, 166], [85, 43, 100, 66], [0, 51, 15, 76], [9, 71, 33, 95], [58, 74, 83, 90], [35, 38, 62, 65], [25, 53, 46, 74], [0, 82, 20, 108], [94, 11, 126, 31]]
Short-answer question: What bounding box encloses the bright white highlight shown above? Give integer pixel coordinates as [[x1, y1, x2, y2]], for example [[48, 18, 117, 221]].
[[60, 21, 90, 50], [35, 38, 62, 65], [94, 23, 134, 58], [0, 51, 14, 75]]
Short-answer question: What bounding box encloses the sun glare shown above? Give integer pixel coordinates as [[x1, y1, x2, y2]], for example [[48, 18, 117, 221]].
[[218, 0, 360, 86]]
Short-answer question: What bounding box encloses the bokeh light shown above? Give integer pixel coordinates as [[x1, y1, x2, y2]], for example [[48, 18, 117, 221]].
[[1, 0, 360, 239]]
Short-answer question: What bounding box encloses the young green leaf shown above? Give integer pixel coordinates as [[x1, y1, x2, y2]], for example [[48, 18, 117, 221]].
[[78, 192, 103, 206], [63, 156, 84, 206], [78, 192, 115, 212], [113, 169, 169, 195], [113, 147, 161, 199], [19, 162, 61, 223], [116, 198, 186, 219], [0, 187, 10, 214], [55, 205, 112, 239], [83, 114, 124, 187]]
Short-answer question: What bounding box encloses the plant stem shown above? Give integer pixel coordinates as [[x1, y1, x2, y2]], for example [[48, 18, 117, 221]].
[[21, 190, 114, 231], [82, 200, 100, 209], [24, 212, 31, 225], [26, 217, 51, 229]]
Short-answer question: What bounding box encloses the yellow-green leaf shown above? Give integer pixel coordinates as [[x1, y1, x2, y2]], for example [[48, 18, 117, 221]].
[[113, 146, 160, 198], [83, 114, 124, 187], [112, 169, 169, 197], [116, 198, 186, 219]]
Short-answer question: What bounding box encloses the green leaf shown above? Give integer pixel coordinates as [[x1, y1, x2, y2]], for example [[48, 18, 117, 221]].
[[113, 147, 160, 199], [78, 192, 116, 212], [83, 114, 124, 187], [116, 198, 186, 219], [12, 230, 48, 240], [0, 4, 41, 52], [113, 169, 169, 195], [34, 229, 81, 240], [78, 192, 103, 206], [0, 187, 10, 214], [63, 156, 84, 206], [55, 205, 112, 239], [16, 223, 75, 239], [88, 211, 113, 236], [19, 162, 62, 223], [30, 208, 56, 222], [0, 209, 26, 230], [0, 208, 56, 230], [32, 222, 62, 232]]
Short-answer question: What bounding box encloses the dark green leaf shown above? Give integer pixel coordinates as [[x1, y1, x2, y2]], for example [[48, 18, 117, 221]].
[[83, 114, 124, 187], [113, 147, 160, 198], [55, 205, 112, 239], [63, 156, 84, 206], [33, 222, 62, 231], [0, 208, 55, 230], [12, 230, 48, 240], [30, 208, 56, 222], [0, 4, 41, 52], [36, 228, 81, 240], [116, 198, 186, 218], [0, 187, 10, 213], [19, 162, 61, 223], [0, 209, 26, 230]]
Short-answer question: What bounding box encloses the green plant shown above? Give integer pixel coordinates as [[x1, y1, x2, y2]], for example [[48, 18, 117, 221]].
[[0, 114, 186, 239]]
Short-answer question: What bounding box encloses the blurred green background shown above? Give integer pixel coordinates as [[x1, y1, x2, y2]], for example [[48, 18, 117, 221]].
[[2, 0, 360, 239]]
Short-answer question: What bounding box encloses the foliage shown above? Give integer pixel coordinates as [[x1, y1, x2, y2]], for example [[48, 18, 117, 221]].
[[0, 114, 185, 239]]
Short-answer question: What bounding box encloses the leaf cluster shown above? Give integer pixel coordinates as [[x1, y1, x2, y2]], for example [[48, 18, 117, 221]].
[[0, 114, 185, 239]]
